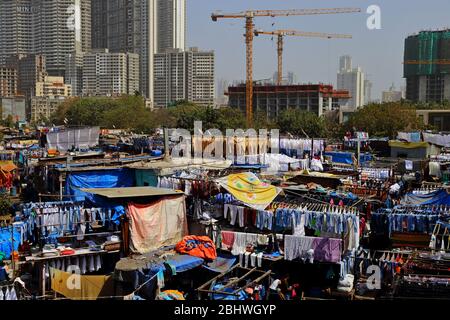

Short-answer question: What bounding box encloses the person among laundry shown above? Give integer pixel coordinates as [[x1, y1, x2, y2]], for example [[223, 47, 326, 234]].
[[0, 260, 9, 282], [268, 274, 295, 300]]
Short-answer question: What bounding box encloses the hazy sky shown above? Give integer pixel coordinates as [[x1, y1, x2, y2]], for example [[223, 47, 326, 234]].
[[187, 0, 450, 100]]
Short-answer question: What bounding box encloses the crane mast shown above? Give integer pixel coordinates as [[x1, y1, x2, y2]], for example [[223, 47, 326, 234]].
[[254, 30, 352, 85], [211, 8, 361, 126]]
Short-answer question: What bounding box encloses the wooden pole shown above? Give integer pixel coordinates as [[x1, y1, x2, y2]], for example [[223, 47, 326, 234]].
[[232, 269, 272, 294], [10, 225, 14, 276], [357, 137, 361, 168], [42, 263, 46, 298], [164, 128, 170, 160], [221, 267, 257, 290], [196, 264, 241, 292]]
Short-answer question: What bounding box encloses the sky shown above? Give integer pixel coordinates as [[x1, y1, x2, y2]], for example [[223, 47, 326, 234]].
[[187, 0, 450, 100]]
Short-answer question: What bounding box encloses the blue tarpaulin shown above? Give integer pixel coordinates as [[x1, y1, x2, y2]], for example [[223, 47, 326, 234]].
[[165, 254, 204, 273], [402, 189, 450, 206], [324, 152, 372, 165], [359, 153, 373, 164], [0, 228, 21, 260], [211, 284, 247, 300], [65, 168, 134, 201], [324, 152, 353, 164], [203, 255, 236, 273], [65, 168, 134, 223], [329, 191, 358, 201]]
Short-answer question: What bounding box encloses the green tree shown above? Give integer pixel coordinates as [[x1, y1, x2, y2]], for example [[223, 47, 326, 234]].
[[51, 95, 155, 131], [167, 102, 248, 132], [346, 101, 424, 138], [277, 109, 327, 137], [1, 115, 15, 128]]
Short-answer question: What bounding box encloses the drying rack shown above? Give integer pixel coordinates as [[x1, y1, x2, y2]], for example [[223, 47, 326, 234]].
[[196, 264, 272, 300]]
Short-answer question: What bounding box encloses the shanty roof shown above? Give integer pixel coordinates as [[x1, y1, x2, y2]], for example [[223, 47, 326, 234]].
[[80, 186, 183, 198], [126, 158, 233, 171]]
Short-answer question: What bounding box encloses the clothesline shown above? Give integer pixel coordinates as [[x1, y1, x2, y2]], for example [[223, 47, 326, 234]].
[[271, 201, 359, 214], [41, 230, 121, 239], [35, 219, 116, 228]]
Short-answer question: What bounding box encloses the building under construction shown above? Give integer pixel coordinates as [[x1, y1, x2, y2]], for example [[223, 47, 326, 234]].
[[227, 83, 350, 119], [404, 29, 450, 102]]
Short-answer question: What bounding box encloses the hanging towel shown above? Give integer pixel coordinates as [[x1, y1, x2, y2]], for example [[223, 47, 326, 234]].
[[80, 256, 87, 274], [237, 207, 245, 227], [4, 287, 11, 300], [250, 253, 257, 267], [224, 204, 232, 219], [9, 287, 17, 300], [229, 206, 238, 226], [89, 255, 95, 273], [95, 255, 102, 271], [221, 231, 236, 251], [257, 252, 263, 267], [231, 232, 247, 256], [244, 252, 251, 268]]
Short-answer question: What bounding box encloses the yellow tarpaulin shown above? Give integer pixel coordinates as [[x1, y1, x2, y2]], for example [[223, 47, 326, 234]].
[[216, 172, 282, 210], [0, 161, 17, 172], [389, 141, 429, 149], [50, 268, 114, 300], [17, 140, 39, 145], [300, 170, 337, 178]]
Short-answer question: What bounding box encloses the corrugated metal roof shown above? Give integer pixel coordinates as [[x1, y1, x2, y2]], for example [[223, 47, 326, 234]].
[[126, 158, 233, 171], [80, 187, 183, 198]]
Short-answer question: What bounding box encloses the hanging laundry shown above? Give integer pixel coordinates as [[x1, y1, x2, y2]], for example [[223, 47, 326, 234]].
[[284, 235, 342, 263]]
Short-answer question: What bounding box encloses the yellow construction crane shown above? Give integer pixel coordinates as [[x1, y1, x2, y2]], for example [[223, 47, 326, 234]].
[[211, 8, 361, 126], [254, 29, 352, 85]]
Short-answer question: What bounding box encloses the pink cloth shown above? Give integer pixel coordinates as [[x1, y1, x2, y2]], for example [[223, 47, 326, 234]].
[[127, 195, 188, 254], [221, 231, 236, 250], [312, 237, 342, 263]]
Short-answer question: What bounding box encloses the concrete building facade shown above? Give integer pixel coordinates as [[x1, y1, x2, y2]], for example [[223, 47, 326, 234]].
[[92, 0, 188, 101], [65, 52, 84, 97], [154, 48, 214, 107], [0, 0, 35, 65], [30, 96, 67, 123], [337, 55, 365, 109], [416, 109, 450, 132], [382, 84, 404, 103], [364, 79, 373, 105], [404, 30, 450, 102], [16, 54, 48, 97], [0, 0, 91, 77], [35, 76, 72, 97], [0, 67, 18, 97], [157, 0, 186, 53], [91, 0, 108, 49], [95, 0, 157, 100], [82, 50, 140, 96], [0, 97, 26, 122], [228, 84, 350, 119]]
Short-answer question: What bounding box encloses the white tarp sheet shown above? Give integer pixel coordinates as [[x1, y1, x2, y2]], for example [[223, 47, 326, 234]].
[[47, 127, 100, 151], [423, 132, 450, 148]]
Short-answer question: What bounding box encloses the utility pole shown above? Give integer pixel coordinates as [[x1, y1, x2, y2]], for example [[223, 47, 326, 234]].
[[164, 128, 170, 161]]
